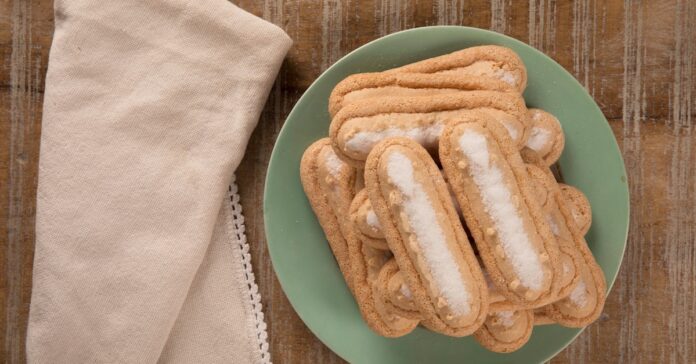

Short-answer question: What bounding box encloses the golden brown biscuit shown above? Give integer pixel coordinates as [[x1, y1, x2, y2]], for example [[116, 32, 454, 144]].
[[391, 45, 528, 93], [365, 137, 488, 336], [527, 164, 584, 300], [300, 138, 357, 292], [541, 185, 606, 327], [522, 109, 565, 167], [439, 113, 563, 308], [330, 91, 530, 167], [560, 184, 592, 236], [303, 139, 417, 337], [473, 309, 534, 353], [516, 158, 605, 327], [329, 72, 515, 117]]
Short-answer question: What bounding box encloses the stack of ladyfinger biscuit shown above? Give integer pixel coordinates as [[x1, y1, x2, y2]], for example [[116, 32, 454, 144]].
[[300, 45, 606, 353]]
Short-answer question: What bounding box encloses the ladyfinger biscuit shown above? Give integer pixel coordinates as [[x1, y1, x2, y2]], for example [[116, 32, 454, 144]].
[[374, 259, 423, 320], [392, 45, 528, 93], [541, 185, 606, 327], [300, 138, 357, 292], [473, 309, 534, 353], [300, 141, 417, 336], [527, 164, 584, 300], [521, 162, 605, 327], [439, 113, 563, 307], [560, 184, 592, 236], [329, 72, 515, 117], [346, 189, 420, 337], [365, 137, 488, 336], [522, 109, 565, 167], [330, 91, 530, 167], [350, 189, 390, 250]]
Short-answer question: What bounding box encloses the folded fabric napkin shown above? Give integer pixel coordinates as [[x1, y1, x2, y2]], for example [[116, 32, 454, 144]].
[[27, 1, 291, 362]]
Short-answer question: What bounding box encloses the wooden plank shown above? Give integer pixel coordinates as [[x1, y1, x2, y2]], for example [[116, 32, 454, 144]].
[[1, 0, 695, 363], [1, 0, 51, 362]]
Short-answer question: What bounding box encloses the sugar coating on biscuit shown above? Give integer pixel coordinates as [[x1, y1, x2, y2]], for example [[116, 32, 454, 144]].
[[571, 208, 583, 225], [478, 107, 520, 142], [324, 148, 346, 176], [546, 216, 560, 236], [531, 109, 544, 121], [525, 127, 552, 152], [387, 151, 471, 315], [346, 124, 444, 154], [495, 311, 515, 328], [437, 61, 519, 87], [500, 121, 519, 141], [366, 210, 382, 230], [569, 279, 588, 307], [497, 70, 517, 86], [400, 284, 413, 299], [458, 130, 544, 291]]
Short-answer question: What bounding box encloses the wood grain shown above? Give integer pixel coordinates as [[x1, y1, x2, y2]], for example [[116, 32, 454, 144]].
[[1, 1, 51, 363], [2, 0, 694, 363]]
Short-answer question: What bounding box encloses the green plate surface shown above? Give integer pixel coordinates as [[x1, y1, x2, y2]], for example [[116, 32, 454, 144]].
[[264, 26, 629, 364]]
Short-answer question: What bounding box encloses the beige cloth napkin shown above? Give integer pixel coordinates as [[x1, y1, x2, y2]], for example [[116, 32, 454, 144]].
[[27, 1, 291, 363]]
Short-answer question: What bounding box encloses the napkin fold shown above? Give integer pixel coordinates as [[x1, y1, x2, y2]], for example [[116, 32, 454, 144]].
[[27, 1, 290, 362]]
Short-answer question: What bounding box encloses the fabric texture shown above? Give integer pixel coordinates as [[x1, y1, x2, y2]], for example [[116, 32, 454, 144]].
[[27, 0, 291, 363]]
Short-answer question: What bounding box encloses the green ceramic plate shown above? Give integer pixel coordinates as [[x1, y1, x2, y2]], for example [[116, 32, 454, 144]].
[[264, 26, 628, 364]]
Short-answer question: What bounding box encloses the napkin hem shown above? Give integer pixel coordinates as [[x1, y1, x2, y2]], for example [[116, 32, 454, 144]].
[[224, 178, 271, 364]]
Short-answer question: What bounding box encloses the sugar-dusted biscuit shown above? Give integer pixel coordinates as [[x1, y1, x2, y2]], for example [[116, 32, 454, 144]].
[[522, 109, 565, 167], [391, 45, 528, 93], [473, 309, 534, 353], [439, 113, 563, 307], [300, 138, 357, 292], [329, 72, 515, 117], [350, 189, 390, 250], [330, 91, 530, 167], [303, 139, 417, 337], [527, 165, 584, 299], [520, 161, 605, 327], [560, 184, 592, 236], [374, 259, 423, 320], [365, 137, 488, 336], [537, 184, 606, 327]]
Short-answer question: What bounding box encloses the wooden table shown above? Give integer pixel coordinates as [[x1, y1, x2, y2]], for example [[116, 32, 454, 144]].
[[2, 0, 694, 363]]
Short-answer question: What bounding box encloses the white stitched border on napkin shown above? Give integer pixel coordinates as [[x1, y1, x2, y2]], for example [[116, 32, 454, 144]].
[[224, 177, 272, 364]]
